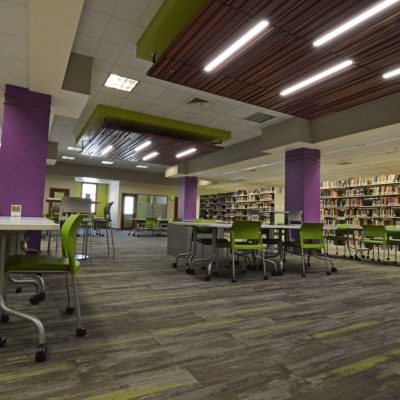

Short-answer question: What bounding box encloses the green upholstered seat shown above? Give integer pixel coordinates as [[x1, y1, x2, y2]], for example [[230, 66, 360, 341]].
[[6, 256, 73, 272], [294, 223, 325, 250], [361, 225, 387, 246]]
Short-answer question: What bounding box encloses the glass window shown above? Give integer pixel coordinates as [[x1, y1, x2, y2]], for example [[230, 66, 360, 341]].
[[81, 183, 97, 213]]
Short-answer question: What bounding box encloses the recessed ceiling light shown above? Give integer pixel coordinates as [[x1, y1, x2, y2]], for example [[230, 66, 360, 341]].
[[136, 165, 149, 169], [220, 170, 237, 175], [176, 147, 197, 158], [101, 145, 113, 156], [67, 146, 81, 151], [142, 151, 159, 161], [204, 19, 269, 72], [383, 66, 400, 79], [101, 161, 114, 165], [62, 156, 75, 160], [134, 140, 152, 152], [313, 0, 400, 47], [104, 74, 138, 92], [280, 60, 353, 96]]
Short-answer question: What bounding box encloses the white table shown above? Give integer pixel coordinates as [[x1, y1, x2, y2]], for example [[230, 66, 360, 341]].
[[170, 222, 302, 278], [0, 217, 59, 348]]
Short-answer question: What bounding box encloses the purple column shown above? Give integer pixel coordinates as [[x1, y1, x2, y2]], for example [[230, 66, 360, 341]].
[[285, 148, 321, 223], [0, 85, 51, 249], [178, 176, 197, 220]]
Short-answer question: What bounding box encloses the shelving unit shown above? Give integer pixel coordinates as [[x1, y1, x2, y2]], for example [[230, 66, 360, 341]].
[[321, 175, 400, 227], [200, 187, 275, 222]]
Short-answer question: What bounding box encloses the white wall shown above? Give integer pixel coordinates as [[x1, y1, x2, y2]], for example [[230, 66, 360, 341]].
[[43, 175, 76, 214]]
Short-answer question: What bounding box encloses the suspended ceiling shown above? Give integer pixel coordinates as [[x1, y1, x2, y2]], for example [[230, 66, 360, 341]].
[[147, 0, 400, 119]]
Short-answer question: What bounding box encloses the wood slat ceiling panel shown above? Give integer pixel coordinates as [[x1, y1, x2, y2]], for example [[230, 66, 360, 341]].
[[148, 0, 400, 119], [80, 128, 221, 166]]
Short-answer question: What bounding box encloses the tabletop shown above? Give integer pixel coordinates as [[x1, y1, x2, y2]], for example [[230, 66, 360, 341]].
[[169, 221, 302, 230], [0, 217, 59, 231]]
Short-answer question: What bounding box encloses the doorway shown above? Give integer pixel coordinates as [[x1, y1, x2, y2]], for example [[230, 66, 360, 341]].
[[121, 194, 137, 230]]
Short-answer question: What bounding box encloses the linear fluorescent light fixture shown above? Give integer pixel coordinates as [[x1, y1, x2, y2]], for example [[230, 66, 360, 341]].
[[101, 161, 114, 165], [62, 156, 75, 160], [142, 151, 159, 161], [104, 73, 138, 92], [134, 140, 152, 152], [176, 148, 197, 158], [313, 0, 400, 47], [383, 66, 400, 79], [67, 146, 81, 151], [280, 60, 353, 96], [204, 19, 269, 72], [101, 145, 113, 156], [136, 165, 149, 169]]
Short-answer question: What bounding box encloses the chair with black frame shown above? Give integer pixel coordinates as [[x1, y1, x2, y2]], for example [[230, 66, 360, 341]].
[[283, 210, 303, 263]]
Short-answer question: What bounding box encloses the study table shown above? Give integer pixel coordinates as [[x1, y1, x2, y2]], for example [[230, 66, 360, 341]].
[[0, 217, 59, 348], [170, 221, 303, 278]]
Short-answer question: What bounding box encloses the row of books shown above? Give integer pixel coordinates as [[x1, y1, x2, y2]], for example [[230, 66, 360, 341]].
[[321, 175, 400, 188]]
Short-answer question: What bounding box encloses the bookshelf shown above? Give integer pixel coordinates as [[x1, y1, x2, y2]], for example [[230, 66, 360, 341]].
[[200, 187, 276, 222], [321, 175, 400, 227]]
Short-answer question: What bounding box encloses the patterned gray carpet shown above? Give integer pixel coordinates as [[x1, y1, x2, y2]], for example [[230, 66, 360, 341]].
[[1, 232, 400, 399]]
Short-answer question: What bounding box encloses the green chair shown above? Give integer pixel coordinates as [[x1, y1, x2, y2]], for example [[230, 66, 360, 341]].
[[294, 223, 334, 277], [385, 225, 400, 263], [144, 217, 158, 236], [92, 202, 115, 258], [360, 224, 387, 262], [4, 214, 87, 362], [325, 224, 356, 258], [230, 221, 267, 283]]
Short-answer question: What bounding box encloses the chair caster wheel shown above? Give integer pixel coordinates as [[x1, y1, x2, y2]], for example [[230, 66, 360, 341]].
[[190, 269, 196, 275], [1, 314, 9, 323], [306, 262, 310, 267], [332, 267, 338, 273], [378, 259, 381, 262], [232, 279, 237, 283], [76, 328, 87, 337], [326, 271, 331, 276], [185, 268, 191, 274], [15, 287, 22, 294], [29, 294, 41, 305], [355, 256, 360, 261], [0, 337, 6, 348], [278, 271, 283, 276], [301, 273, 306, 278], [204, 275, 210, 282], [172, 262, 177, 268], [35, 344, 47, 363], [263, 275, 268, 280], [66, 307, 75, 314], [38, 291, 46, 302], [271, 271, 277, 276], [201, 266, 205, 270], [362, 255, 365, 259]]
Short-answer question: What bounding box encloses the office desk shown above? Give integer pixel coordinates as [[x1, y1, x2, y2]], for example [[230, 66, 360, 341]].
[[169, 222, 302, 278], [0, 217, 59, 347]]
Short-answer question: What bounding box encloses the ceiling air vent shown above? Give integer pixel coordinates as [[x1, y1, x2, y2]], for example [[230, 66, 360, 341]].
[[244, 112, 274, 124], [188, 97, 209, 105]]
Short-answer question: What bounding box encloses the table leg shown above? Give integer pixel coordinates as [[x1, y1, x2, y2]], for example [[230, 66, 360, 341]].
[[279, 228, 284, 275], [205, 227, 217, 281]]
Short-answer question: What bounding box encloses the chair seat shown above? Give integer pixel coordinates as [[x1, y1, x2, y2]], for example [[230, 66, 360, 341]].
[[362, 239, 385, 245], [197, 238, 229, 248], [232, 244, 264, 251], [5, 255, 77, 272], [293, 242, 325, 250]]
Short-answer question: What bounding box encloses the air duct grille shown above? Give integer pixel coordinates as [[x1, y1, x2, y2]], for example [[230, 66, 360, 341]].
[[244, 112, 274, 123]]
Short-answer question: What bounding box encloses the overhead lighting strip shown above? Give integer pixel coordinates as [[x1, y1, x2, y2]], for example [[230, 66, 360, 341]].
[[280, 60, 353, 96], [142, 151, 159, 161], [134, 140, 152, 152], [313, 0, 400, 47], [176, 148, 197, 158], [383, 66, 400, 79], [101, 145, 113, 156], [204, 19, 269, 72]]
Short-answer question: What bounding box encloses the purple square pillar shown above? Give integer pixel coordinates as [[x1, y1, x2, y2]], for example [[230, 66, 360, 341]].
[[285, 148, 321, 223], [178, 176, 197, 220], [0, 85, 51, 249]]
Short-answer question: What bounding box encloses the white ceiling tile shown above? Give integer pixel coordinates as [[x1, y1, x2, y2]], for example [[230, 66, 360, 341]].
[[92, 59, 114, 72], [138, 0, 163, 27], [4, 0, 27, 6], [95, 93, 124, 107], [95, 40, 124, 63], [116, 46, 151, 71], [120, 98, 151, 113], [113, 0, 149, 24], [91, 68, 109, 86], [99, 85, 130, 99], [111, 64, 146, 80], [103, 17, 134, 45], [85, 0, 118, 15], [143, 104, 174, 117], [128, 24, 146, 46], [0, 0, 26, 38], [125, 92, 156, 105], [72, 33, 100, 58], [157, 88, 191, 104], [133, 81, 167, 97], [166, 108, 197, 121], [0, 54, 27, 80], [78, 8, 110, 38], [0, 33, 26, 61]]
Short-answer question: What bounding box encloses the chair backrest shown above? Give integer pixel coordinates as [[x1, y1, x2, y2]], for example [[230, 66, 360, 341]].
[[336, 223, 355, 235], [192, 219, 214, 234], [61, 197, 91, 214], [231, 221, 262, 243], [61, 214, 84, 273], [363, 224, 386, 240], [145, 217, 157, 228], [300, 223, 324, 244], [104, 202, 113, 221]]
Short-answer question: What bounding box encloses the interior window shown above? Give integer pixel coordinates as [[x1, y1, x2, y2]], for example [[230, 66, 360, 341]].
[[81, 183, 97, 213]]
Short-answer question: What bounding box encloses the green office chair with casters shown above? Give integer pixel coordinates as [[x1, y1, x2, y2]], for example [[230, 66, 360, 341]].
[[361, 224, 387, 262], [294, 223, 335, 277], [385, 226, 400, 263], [229, 221, 268, 283], [4, 214, 86, 362]]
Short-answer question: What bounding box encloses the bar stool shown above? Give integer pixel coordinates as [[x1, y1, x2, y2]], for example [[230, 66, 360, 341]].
[[92, 202, 115, 258]]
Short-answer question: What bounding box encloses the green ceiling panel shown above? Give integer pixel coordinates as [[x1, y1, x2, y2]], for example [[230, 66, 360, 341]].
[[76, 104, 231, 144], [137, 0, 208, 62]]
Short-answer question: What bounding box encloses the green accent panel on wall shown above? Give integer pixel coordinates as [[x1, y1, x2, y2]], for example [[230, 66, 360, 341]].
[[137, 0, 208, 62], [72, 182, 81, 197], [76, 104, 230, 144], [96, 184, 109, 217], [137, 194, 149, 219]]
